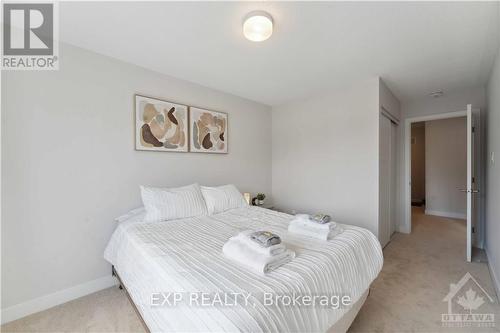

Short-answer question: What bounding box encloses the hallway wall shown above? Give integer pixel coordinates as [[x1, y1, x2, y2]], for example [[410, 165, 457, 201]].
[[424, 117, 467, 219]]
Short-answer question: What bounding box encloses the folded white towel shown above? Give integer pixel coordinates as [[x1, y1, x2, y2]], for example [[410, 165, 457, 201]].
[[289, 219, 344, 241], [233, 230, 286, 256], [223, 238, 295, 274], [292, 215, 338, 231]]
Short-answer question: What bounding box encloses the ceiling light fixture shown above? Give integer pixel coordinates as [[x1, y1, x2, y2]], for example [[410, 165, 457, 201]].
[[429, 90, 444, 98], [243, 11, 273, 42]]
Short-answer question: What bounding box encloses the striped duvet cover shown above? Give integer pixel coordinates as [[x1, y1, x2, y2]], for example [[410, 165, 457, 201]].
[[104, 206, 383, 333]]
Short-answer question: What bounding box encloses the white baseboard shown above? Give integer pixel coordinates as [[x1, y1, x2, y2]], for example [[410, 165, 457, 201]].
[[425, 210, 466, 220], [486, 249, 500, 301], [1, 275, 118, 325]]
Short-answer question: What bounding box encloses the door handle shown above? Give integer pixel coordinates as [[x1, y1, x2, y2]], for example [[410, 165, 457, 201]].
[[459, 189, 480, 193]]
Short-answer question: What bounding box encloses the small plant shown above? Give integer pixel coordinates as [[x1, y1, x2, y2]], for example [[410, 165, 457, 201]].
[[256, 193, 266, 201]]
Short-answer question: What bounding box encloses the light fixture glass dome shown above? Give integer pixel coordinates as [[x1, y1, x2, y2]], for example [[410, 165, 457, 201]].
[[243, 11, 273, 42]]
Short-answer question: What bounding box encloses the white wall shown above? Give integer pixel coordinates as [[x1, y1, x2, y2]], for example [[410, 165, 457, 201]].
[[272, 78, 380, 235], [1, 43, 272, 312], [424, 118, 467, 219], [486, 38, 500, 296]]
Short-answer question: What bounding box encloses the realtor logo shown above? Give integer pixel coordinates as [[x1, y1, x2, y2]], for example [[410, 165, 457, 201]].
[[442, 272, 495, 328], [2, 2, 59, 70]]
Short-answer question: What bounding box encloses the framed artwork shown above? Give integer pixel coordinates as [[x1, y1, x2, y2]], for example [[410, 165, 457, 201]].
[[189, 107, 228, 154], [135, 95, 188, 152]]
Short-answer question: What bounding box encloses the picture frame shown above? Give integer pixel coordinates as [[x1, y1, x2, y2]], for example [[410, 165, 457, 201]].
[[189, 107, 228, 154], [135, 94, 189, 152]]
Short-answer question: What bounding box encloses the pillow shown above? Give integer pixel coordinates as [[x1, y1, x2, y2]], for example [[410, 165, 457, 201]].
[[140, 183, 208, 222], [114, 207, 145, 223], [201, 184, 248, 215]]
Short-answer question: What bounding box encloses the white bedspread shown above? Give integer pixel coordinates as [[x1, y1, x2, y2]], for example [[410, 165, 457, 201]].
[[104, 206, 383, 333]]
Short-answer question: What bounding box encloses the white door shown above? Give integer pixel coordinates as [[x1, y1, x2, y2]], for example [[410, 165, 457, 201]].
[[390, 121, 398, 236], [466, 104, 478, 262], [379, 114, 397, 247]]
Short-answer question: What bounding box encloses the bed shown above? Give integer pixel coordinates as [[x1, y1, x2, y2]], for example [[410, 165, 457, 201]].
[[104, 206, 383, 333]]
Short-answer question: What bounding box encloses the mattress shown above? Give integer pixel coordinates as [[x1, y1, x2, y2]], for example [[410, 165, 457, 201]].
[[104, 206, 383, 333]]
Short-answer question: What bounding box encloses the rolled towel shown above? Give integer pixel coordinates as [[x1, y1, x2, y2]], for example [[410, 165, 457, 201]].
[[234, 230, 286, 256], [292, 215, 337, 231], [249, 230, 281, 247], [289, 219, 344, 241], [223, 238, 295, 274], [311, 213, 331, 224]]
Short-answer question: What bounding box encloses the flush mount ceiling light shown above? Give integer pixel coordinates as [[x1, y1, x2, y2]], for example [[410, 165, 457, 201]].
[[429, 90, 444, 98], [243, 11, 273, 42]]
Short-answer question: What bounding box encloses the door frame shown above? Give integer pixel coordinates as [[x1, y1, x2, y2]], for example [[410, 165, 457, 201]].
[[403, 110, 468, 234]]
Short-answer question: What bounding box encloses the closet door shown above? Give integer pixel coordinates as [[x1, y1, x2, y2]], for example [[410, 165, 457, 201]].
[[379, 114, 394, 247], [390, 121, 398, 236]]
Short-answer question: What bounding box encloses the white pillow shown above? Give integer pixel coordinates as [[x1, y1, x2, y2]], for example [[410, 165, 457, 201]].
[[201, 184, 248, 215], [140, 183, 208, 222]]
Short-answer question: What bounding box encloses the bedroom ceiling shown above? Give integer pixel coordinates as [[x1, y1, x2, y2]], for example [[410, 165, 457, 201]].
[[59, 2, 499, 106]]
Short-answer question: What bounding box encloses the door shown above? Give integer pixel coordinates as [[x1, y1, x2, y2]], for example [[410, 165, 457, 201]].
[[466, 104, 479, 262], [379, 113, 397, 247], [390, 121, 398, 236]]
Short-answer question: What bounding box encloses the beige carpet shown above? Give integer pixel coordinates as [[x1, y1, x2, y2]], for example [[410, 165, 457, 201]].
[[349, 207, 500, 333], [3, 207, 499, 332]]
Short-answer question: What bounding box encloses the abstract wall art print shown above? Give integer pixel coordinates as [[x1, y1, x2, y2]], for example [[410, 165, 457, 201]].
[[189, 107, 228, 154], [135, 95, 188, 152]]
